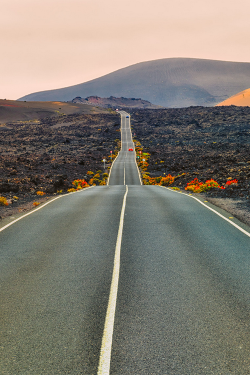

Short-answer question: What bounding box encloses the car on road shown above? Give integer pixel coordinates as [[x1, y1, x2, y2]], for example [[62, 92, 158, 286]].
[[128, 148, 133, 151], [126, 116, 129, 118]]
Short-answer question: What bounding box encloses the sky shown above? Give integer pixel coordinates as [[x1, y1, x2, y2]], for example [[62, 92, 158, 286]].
[[1, 0, 250, 100]]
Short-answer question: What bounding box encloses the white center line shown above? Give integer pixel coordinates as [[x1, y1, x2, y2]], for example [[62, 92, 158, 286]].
[[97, 185, 128, 375], [124, 153, 127, 185]]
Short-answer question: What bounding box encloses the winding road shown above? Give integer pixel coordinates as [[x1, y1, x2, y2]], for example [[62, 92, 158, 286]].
[[1, 111, 250, 374]]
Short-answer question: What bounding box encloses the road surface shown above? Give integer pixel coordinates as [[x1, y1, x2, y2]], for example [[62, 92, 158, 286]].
[[1, 112, 250, 374], [108, 111, 141, 186]]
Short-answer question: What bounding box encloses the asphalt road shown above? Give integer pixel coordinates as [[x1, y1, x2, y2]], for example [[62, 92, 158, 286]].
[[0, 186, 126, 374], [108, 111, 141, 186], [1, 112, 250, 374], [111, 185, 250, 374]]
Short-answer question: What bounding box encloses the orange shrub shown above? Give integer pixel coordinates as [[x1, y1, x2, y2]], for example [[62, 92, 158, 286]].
[[36, 191, 46, 196], [185, 178, 223, 193], [143, 175, 154, 185], [160, 174, 175, 186], [226, 179, 238, 186], [72, 179, 89, 189], [0, 197, 8, 206]]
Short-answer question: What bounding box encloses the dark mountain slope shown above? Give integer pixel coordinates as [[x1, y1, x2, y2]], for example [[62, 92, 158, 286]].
[[71, 96, 162, 109], [19, 58, 250, 107]]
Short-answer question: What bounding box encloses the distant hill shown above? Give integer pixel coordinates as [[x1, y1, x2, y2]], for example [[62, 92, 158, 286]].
[[71, 96, 162, 109], [19, 58, 250, 107], [0, 99, 107, 124], [216, 88, 250, 107]]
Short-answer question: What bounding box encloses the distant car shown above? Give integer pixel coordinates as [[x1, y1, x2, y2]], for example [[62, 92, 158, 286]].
[[128, 148, 133, 151], [126, 115, 129, 118]]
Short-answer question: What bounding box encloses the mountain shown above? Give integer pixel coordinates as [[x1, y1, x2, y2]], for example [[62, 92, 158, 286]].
[[216, 88, 250, 107], [19, 58, 250, 107], [71, 96, 162, 109]]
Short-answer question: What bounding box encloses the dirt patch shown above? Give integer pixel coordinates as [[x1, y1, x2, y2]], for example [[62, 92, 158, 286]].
[[0, 99, 107, 124], [0, 195, 52, 221]]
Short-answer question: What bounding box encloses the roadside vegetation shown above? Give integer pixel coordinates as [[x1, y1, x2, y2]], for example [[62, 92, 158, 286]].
[[134, 137, 239, 193], [0, 197, 8, 206], [130, 107, 250, 199]]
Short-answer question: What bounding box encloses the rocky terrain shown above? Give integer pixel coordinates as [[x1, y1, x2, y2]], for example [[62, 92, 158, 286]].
[[71, 96, 162, 109], [0, 110, 120, 219], [1, 104, 250, 226], [130, 106, 250, 225]]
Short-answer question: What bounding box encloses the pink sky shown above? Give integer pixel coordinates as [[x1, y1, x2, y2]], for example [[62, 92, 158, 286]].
[[1, 0, 250, 99]]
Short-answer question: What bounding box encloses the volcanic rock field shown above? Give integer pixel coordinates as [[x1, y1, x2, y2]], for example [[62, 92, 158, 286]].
[[0, 111, 120, 218], [1, 105, 250, 223], [131, 106, 250, 197]]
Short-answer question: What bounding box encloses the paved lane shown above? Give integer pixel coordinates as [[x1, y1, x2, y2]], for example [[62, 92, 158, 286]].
[[111, 186, 250, 374], [0, 110, 141, 374], [108, 112, 141, 186], [2, 109, 250, 374], [0, 186, 126, 374]]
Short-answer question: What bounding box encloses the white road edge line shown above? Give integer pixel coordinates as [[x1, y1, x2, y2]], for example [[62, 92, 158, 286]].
[[107, 113, 123, 186], [107, 151, 120, 186], [134, 152, 143, 185], [97, 185, 128, 375], [159, 186, 250, 238], [127, 113, 142, 185], [0, 186, 93, 233]]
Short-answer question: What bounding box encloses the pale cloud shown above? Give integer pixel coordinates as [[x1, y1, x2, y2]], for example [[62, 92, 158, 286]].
[[1, 0, 250, 99]]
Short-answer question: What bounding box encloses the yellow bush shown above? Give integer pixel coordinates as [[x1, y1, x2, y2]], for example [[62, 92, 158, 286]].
[[67, 188, 76, 193], [160, 175, 175, 186], [72, 179, 89, 189], [0, 197, 8, 206]]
